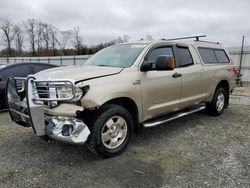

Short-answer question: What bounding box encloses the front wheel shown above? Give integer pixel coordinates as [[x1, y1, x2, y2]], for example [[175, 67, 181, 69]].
[[87, 104, 134, 157], [206, 87, 227, 116]]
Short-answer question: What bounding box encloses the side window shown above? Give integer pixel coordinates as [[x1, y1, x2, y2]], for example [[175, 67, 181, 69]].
[[32, 64, 55, 74], [1, 64, 30, 79], [178, 47, 193, 67], [198, 48, 229, 64], [198, 48, 217, 63], [214, 50, 229, 63], [147, 47, 174, 63]]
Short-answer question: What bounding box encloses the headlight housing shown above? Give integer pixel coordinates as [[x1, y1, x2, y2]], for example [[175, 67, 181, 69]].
[[57, 85, 89, 102], [57, 85, 75, 99]]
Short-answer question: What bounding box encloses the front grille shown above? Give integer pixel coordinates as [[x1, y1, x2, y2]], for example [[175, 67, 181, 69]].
[[15, 80, 25, 92], [35, 83, 50, 99]]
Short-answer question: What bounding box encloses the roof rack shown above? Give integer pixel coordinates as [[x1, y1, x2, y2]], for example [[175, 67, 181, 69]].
[[162, 35, 206, 41], [195, 40, 220, 45]]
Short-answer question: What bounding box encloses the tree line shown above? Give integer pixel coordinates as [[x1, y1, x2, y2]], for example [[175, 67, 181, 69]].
[[0, 18, 140, 58]]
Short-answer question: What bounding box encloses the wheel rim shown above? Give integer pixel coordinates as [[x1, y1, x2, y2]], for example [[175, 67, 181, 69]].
[[216, 93, 225, 112], [101, 116, 128, 149]]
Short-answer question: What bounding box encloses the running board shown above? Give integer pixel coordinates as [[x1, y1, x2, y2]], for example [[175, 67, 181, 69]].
[[143, 106, 206, 128]]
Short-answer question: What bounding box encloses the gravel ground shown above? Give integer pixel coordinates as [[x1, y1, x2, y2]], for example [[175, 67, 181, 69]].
[[233, 85, 250, 97], [0, 95, 250, 188]]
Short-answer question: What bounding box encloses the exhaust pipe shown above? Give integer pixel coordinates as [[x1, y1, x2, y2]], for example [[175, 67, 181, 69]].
[[45, 117, 90, 145]]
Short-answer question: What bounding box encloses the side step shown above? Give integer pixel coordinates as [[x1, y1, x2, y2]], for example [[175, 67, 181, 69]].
[[143, 105, 206, 128]]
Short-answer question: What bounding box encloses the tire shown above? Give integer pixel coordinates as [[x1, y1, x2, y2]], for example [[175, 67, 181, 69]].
[[206, 87, 227, 116], [86, 104, 134, 157]]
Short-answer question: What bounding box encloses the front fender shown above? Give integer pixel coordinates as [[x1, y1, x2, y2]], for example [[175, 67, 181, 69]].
[[79, 69, 143, 122]]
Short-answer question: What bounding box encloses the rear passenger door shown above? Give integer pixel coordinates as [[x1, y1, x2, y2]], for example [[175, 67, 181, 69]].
[[177, 45, 204, 108]]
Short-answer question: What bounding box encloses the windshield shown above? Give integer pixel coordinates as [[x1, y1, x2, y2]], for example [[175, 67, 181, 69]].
[[84, 44, 146, 68]]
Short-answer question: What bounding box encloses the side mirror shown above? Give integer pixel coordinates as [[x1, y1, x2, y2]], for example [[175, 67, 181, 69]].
[[0, 77, 3, 82], [140, 62, 153, 72], [155, 56, 175, 71]]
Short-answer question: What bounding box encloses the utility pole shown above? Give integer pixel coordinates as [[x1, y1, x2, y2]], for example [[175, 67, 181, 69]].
[[239, 36, 245, 75], [236, 35, 245, 86]]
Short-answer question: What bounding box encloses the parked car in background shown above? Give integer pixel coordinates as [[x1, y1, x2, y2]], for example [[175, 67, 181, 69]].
[[0, 62, 58, 109]]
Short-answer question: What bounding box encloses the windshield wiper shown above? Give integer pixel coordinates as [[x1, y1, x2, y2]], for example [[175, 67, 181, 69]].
[[97, 64, 112, 67]]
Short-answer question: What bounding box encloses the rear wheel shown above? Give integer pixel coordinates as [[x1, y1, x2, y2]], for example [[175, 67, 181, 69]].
[[87, 104, 133, 157], [206, 87, 227, 116]]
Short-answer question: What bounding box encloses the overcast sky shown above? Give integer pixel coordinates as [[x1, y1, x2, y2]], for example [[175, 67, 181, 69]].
[[0, 0, 249, 48]]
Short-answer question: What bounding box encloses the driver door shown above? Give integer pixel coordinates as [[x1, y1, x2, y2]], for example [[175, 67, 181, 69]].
[[139, 45, 182, 121]]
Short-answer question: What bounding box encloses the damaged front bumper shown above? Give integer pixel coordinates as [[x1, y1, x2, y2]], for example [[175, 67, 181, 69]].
[[6, 76, 90, 145], [45, 116, 90, 144]]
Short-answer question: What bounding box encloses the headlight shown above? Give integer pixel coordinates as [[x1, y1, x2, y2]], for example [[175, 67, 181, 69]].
[[57, 85, 74, 99], [57, 85, 89, 101]]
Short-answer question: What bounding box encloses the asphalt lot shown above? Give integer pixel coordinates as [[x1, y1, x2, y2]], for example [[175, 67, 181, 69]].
[[0, 95, 250, 188]]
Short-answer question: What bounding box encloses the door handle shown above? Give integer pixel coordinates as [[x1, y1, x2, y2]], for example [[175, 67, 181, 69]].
[[172, 72, 182, 78]]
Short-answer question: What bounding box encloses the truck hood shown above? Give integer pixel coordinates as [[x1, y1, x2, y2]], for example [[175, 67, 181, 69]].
[[36, 65, 123, 82]]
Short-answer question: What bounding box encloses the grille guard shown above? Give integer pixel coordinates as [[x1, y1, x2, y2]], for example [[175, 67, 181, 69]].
[[6, 76, 76, 136]]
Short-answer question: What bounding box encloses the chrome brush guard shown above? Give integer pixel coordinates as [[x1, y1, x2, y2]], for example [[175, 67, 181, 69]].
[[7, 76, 46, 136], [6, 76, 90, 144], [6, 76, 75, 136]]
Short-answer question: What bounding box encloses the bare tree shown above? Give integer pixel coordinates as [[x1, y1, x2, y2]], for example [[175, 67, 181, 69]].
[[145, 34, 153, 41], [56, 30, 72, 54], [115, 36, 123, 44], [72, 26, 82, 55], [42, 23, 50, 52], [48, 24, 58, 56], [0, 19, 15, 61], [36, 21, 43, 55], [24, 19, 36, 56], [14, 24, 24, 56], [114, 35, 130, 44], [122, 34, 131, 42]]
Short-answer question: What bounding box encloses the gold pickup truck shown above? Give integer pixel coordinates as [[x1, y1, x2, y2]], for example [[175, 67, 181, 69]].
[[6, 36, 236, 157]]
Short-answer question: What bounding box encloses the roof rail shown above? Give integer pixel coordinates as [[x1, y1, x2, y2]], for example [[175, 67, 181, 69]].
[[195, 40, 220, 45], [162, 35, 206, 41]]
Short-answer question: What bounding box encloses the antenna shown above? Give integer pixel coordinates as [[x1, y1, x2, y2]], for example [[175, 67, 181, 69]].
[[163, 35, 206, 41]]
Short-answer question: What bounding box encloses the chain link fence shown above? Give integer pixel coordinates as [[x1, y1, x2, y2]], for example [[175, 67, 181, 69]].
[[228, 46, 250, 83], [0, 55, 91, 66]]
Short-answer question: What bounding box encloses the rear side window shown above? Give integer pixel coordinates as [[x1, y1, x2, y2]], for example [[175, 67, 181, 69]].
[[178, 47, 193, 67], [198, 48, 217, 63], [214, 49, 229, 63], [198, 48, 229, 64]]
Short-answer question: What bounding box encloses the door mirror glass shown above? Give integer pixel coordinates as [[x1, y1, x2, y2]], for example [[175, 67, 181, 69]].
[[155, 56, 175, 71]]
